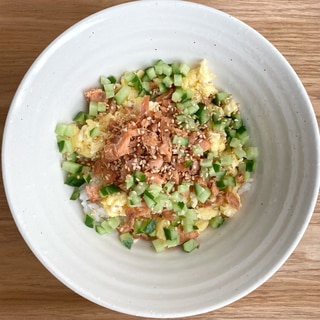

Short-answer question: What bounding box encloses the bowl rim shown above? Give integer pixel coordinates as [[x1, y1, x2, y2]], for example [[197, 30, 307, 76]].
[[2, 1, 320, 318]]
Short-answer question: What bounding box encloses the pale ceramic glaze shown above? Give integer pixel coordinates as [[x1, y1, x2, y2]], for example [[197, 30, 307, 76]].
[[2, 1, 319, 318]]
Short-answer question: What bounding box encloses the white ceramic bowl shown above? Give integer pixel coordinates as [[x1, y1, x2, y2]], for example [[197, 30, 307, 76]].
[[2, 1, 319, 318]]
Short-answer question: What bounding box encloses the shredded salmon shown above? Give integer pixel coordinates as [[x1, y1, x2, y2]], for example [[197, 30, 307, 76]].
[[84, 88, 107, 102], [226, 192, 241, 210], [86, 185, 101, 202]]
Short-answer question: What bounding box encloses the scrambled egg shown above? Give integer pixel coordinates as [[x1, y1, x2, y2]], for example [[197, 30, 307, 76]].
[[228, 153, 240, 175], [223, 99, 239, 117], [71, 119, 104, 158], [101, 192, 127, 217], [196, 206, 219, 220], [219, 204, 237, 218], [182, 60, 217, 102], [208, 131, 227, 153], [219, 193, 241, 218], [98, 113, 116, 134], [194, 219, 209, 232]]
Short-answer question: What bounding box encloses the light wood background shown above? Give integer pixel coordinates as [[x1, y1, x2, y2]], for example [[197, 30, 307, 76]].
[[0, 1, 319, 319]]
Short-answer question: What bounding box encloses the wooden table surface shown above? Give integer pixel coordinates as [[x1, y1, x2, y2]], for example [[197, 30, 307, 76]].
[[0, 0, 319, 319]]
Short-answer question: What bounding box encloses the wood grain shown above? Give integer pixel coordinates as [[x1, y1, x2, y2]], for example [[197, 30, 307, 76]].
[[0, 1, 319, 319]]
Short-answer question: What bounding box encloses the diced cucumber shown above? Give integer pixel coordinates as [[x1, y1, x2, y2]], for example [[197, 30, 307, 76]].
[[172, 88, 183, 103], [172, 201, 185, 213], [152, 196, 168, 213], [73, 111, 87, 125], [83, 173, 92, 184], [84, 214, 94, 228], [175, 114, 198, 131], [182, 217, 194, 233], [215, 170, 227, 181], [185, 208, 197, 220], [147, 184, 162, 198], [182, 89, 193, 101], [171, 62, 180, 74], [212, 110, 222, 123], [133, 182, 147, 196], [143, 190, 156, 208], [172, 135, 189, 147], [154, 59, 164, 75], [185, 100, 199, 115], [209, 216, 225, 228], [123, 71, 135, 82], [107, 75, 117, 84], [89, 101, 99, 116], [95, 224, 110, 235], [200, 159, 213, 168], [230, 137, 241, 148], [99, 184, 121, 197], [108, 216, 121, 229], [115, 85, 130, 105], [96, 217, 121, 235], [234, 147, 247, 159], [145, 67, 157, 80], [133, 171, 146, 182], [103, 83, 115, 98], [177, 183, 190, 193], [166, 237, 180, 248], [179, 63, 190, 76], [70, 188, 80, 200], [55, 123, 75, 137], [194, 183, 211, 203], [158, 82, 168, 93], [164, 226, 179, 241], [133, 220, 144, 234], [64, 174, 86, 187], [213, 91, 230, 105], [141, 81, 151, 93], [152, 238, 167, 253], [216, 175, 236, 190], [97, 102, 106, 112], [213, 162, 221, 173], [162, 75, 173, 88], [128, 190, 142, 207], [170, 191, 185, 203], [225, 175, 236, 186], [129, 74, 143, 92], [245, 159, 256, 172], [100, 75, 111, 85], [62, 161, 83, 174], [177, 99, 199, 115], [143, 219, 157, 236], [192, 144, 204, 156], [220, 154, 233, 166], [57, 138, 73, 154], [164, 181, 174, 193], [244, 146, 258, 160], [120, 232, 134, 249], [182, 239, 199, 252], [196, 103, 210, 125], [89, 127, 100, 138], [162, 63, 172, 76], [231, 113, 243, 129], [173, 73, 183, 86], [236, 126, 249, 145], [226, 128, 237, 138], [125, 174, 135, 189]]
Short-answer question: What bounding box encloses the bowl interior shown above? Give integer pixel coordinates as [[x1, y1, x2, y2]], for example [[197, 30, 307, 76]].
[[2, 1, 319, 318]]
